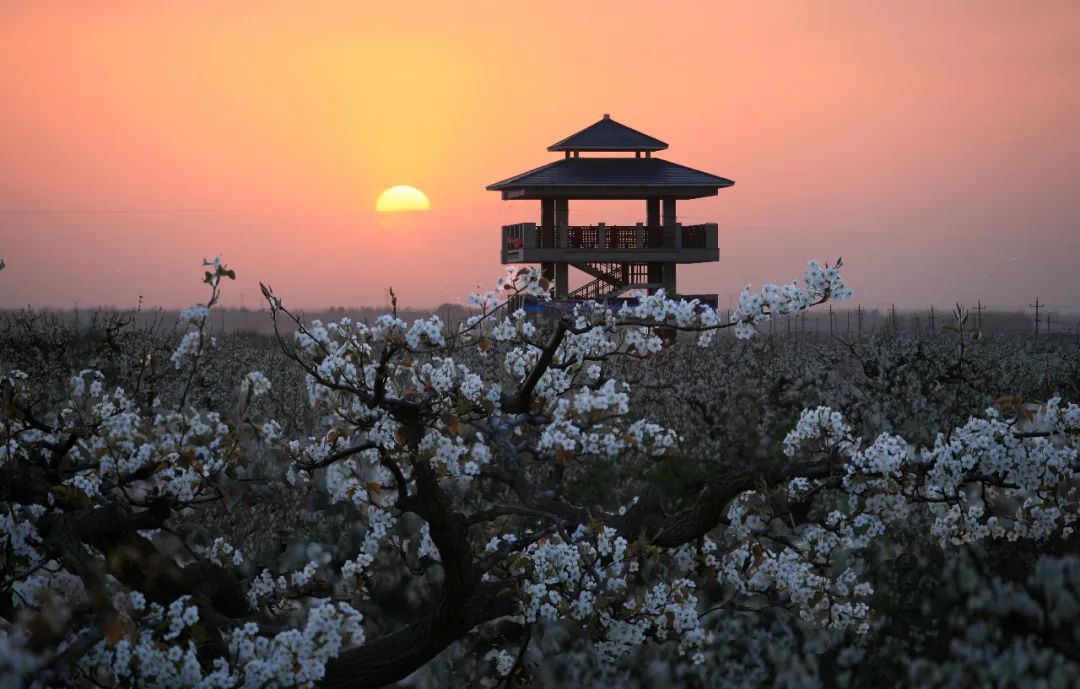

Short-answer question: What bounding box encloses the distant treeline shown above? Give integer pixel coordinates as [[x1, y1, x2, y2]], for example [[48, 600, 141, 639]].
[[748, 306, 1080, 337], [1, 303, 1076, 337], [0, 304, 474, 336]]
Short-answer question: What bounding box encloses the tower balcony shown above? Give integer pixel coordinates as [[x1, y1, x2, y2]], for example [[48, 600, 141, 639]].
[[500, 222, 718, 264]]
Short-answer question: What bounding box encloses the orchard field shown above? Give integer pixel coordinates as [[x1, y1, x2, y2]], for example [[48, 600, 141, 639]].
[[2, 260, 1079, 688]]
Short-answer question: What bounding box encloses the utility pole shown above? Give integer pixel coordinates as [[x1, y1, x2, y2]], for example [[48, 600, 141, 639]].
[[929, 306, 936, 334], [857, 305, 863, 337], [829, 305, 835, 337], [890, 304, 898, 330], [1030, 298, 1043, 338], [846, 311, 851, 336], [972, 300, 985, 332]]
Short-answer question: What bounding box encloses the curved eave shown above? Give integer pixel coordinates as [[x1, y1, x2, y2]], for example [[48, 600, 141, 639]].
[[486, 158, 735, 199], [493, 185, 730, 201], [485, 160, 563, 191]]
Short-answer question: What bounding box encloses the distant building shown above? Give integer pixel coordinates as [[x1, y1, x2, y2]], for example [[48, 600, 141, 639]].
[[487, 114, 733, 305]]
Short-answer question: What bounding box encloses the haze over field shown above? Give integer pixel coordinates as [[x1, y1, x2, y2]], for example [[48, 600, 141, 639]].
[[2, 1, 1079, 311]]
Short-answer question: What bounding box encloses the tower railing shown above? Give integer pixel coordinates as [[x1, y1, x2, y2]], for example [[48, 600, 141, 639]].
[[609, 226, 639, 249], [681, 225, 707, 249], [567, 226, 599, 248], [502, 222, 716, 251]]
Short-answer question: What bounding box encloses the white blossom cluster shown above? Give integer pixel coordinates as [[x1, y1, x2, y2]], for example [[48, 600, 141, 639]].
[[703, 400, 1080, 639], [906, 552, 1080, 688], [324, 446, 386, 507], [500, 526, 714, 664], [597, 579, 712, 664], [81, 597, 364, 689], [824, 401, 1080, 546], [170, 330, 202, 369], [5, 367, 238, 505], [489, 308, 538, 343], [238, 370, 272, 399], [413, 357, 489, 411], [466, 266, 552, 315], [783, 405, 857, 458], [170, 257, 234, 370], [730, 259, 852, 338], [208, 537, 245, 568], [227, 602, 365, 687], [484, 648, 517, 677], [419, 430, 492, 479]]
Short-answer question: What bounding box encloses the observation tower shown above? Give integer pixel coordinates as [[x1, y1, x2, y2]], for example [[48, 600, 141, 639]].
[[487, 114, 733, 305]]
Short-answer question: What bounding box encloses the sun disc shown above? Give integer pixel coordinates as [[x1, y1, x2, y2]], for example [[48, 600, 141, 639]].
[[376, 185, 430, 213]]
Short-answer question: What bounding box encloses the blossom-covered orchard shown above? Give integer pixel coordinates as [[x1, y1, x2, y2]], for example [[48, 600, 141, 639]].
[[1, 257, 1079, 688]]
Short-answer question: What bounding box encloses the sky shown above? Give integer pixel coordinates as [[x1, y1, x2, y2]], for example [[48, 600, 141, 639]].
[[2, 0, 1079, 313]]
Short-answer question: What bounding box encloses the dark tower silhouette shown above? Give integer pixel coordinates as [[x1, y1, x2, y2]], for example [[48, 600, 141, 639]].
[[487, 115, 733, 306]]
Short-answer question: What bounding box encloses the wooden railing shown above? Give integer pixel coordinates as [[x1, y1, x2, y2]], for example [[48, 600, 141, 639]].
[[502, 223, 716, 251], [608, 226, 638, 249], [568, 226, 598, 248], [682, 224, 707, 249]]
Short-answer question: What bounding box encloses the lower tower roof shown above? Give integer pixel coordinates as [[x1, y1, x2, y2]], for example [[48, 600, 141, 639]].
[[486, 157, 734, 200]]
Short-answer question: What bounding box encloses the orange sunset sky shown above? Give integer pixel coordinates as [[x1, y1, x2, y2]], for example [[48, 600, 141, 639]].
[[2, 1, 1079, 312]]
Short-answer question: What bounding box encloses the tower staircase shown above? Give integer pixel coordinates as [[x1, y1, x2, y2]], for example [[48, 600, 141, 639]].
[[567, 262, 658, 299]]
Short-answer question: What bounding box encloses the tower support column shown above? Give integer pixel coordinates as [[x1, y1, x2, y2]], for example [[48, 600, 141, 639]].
[[554, 197, 569, 297], [662, 198, 677, 226], [541, 199, 555, 247], [554, 198, 569, 232], [661, 201, 679, 296], [647, 263, 663, 295], [646, 198, 660, 227], [555, 263, 569, 299], [662, 263, 677, 295]]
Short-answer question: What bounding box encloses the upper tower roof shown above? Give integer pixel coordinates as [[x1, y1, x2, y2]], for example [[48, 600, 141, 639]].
[[547, 114, 668, 152], [488, 115, 733, 199]]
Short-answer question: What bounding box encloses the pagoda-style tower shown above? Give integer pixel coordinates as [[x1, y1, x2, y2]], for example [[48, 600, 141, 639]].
[[487, 114, 733, 304]]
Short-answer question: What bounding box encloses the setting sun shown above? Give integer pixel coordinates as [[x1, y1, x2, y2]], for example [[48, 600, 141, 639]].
[[375, 185, 431, 212]]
